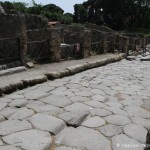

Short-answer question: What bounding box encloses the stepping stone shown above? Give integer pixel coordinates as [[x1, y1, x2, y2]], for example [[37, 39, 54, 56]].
[[141, 56, 150, 61], [58, 111, 88, 126], [29, 113, 66, 135], [2, 129, 51, 150], [8, 99, 27, 107], [125, 106, 150, 119], [104, 115, 131, 126], [41, 95, 72, 108], [0, 120, 32, 136], [56, 126, 111, 150], [84, 100, 107, 108], [112, 134, 143, 150], [0, 145, 21, 150], [90, 108, 112, 117], [99, 124, 122, 137], [123, 124, 147, 143], [126, 56, 136, 60], [82, 116, 106, 128], [9, 108, 34, 120], [65, 102, 92, 113]]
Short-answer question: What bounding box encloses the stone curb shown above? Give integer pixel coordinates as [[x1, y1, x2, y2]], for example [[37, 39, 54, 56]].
[[0, 53, 125, 96]]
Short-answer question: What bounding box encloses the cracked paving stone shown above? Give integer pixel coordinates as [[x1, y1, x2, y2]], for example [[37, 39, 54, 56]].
[[8, 99, 27, 107], [0, 145, 21, 150], [131, 117, 150, 129], [81, 116, 106, 128], [29, 113, 66, 135], [41, 95, 72, 108], [58, 111, 89, 126], [90, 108, 112, 117], [2, 129, 51, 150], [84, 100, 107, 108], [55, 126, 111, 150], [28, 104, 63, 116], [123, 124, 147, 143], [104, 115, 131, 126], [9, 108, 34, 120], [65, 102, 92, 113], [0, 120, 32, 136], [125, 106, 150, 119], [112, 134, 143, 150], [99, 124, 122, 137]]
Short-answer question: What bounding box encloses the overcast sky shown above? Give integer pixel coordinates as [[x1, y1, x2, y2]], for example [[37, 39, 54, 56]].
[[2, 0, 86, 13]]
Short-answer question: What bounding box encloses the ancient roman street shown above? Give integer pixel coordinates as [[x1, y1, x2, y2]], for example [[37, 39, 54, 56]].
[[0, 59, 150, 150]]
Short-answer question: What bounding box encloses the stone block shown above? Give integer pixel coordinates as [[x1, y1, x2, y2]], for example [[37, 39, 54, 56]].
[[67, 64, 85, 75]]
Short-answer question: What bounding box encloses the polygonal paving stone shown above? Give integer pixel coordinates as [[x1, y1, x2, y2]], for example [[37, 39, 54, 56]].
[[29, 113, 66, 135], [0, 114, 5, 123], [90, 108, 112, 117], [0, 139, 3, 145], [9, 108, 34, 120], [7, 94, 24, 99], [24, 90, 48, 100], [104, 115, 131, 126], [75, 91, 92, 97], [65, 102, 92, 113], [84, 100, 107, 108], [112, 134, 143, 150], [91, 95, 105, 102], [82, 116, 106, 128], [28, 104, 63, 116], [99, 124, 122, 137], [125, 106, 150, 119], [8, 99, 27, 107], [105, 102, 123, 108], [0, 103, 7, 111], [131, 117, 150, 129], [120, 100, 143, 107], [58, 111, 89, 126], [69, 96, 91, 103], [104, 107, 129, 117], [0, 97, 11, 103], [55, 146, 82, 150], [91, 89, 105, 95], [0, 120, 32, 136], [0, 145, 21, 150], [0, 107, 19, 118], [41, 95, 72, 108], [2, 129, 51, 150], [56, 126, 111, 150], [123, 124, 147, 143]]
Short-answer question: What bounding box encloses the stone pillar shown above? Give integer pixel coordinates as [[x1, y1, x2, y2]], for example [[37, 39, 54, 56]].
[[20, 15, 27, 66], [122, 37, 129, 54], [81, 30, 91, 58], [102, 33, 108, 53], [49, 28, 61, 62]]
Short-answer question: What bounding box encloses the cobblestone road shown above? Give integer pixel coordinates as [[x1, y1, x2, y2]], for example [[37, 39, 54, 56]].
[[0, 59, 150, 150]]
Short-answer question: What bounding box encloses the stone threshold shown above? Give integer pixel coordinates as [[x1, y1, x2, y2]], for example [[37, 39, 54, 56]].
[[0, 53, 125, 96]]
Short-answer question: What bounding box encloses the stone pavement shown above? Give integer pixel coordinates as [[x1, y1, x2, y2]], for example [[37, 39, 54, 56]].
[[0, 59, 150, 150]]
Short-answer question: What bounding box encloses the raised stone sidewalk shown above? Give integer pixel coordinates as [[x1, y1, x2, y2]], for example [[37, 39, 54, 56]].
[[0, 53, 125, 96], [0, 56, 149, 150]]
